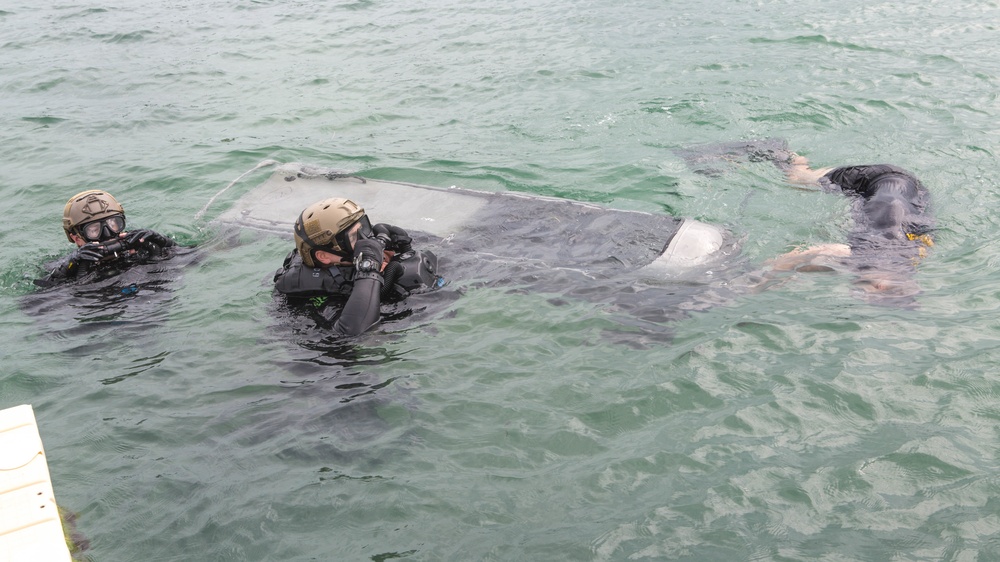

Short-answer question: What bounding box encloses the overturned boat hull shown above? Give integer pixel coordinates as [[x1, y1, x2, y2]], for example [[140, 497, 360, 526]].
[[217, 163, 730, 278]]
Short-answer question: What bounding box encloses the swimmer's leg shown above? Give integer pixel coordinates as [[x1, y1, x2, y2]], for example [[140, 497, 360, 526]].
[[673, 138, 793, 176]]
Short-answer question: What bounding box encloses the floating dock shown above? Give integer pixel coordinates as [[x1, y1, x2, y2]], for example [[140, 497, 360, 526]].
[[0, 404, 71, 562]]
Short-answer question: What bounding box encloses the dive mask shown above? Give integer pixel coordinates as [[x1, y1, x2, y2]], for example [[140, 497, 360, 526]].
[[79, 214, 126, 242], [333, 215, 374, 258]]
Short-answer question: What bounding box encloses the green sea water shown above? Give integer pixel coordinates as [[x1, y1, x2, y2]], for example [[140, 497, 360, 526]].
[[3, 0, 1000, 560]]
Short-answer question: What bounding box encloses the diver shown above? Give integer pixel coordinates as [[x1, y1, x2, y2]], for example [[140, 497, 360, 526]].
[[34, 190, 177, 288], [272, 197, 443, 337], [784, 156, 931, 235], [770, 155, 935, 299]]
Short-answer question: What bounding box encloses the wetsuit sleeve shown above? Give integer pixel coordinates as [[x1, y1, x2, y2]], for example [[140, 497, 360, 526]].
[[333, 272, 383, 336], [152, 231, 177, 251], [372, 223, 413, 253], [822, 166, 866, 195], [33, 255, 75, 287], [32, 244, 107, 287], [823, 165, 914, 199], [333, 237, 385, 336], [125, 229, 177, 255]]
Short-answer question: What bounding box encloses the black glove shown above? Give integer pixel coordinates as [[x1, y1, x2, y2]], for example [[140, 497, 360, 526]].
[[372, 223, 412, 253], [125, 229, 170, 251], [353, 237, 385, 278], [74, 242, 106, 261], [65, 243, 107, 274]]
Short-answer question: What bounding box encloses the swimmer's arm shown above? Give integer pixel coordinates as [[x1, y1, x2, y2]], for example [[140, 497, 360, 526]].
[[784, 154, 834, 188], [728, 243, 851, 295], [766, 243, 851, 272]]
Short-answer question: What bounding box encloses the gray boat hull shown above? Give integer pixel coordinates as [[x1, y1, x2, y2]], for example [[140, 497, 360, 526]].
[[217, 163, 729, 278]]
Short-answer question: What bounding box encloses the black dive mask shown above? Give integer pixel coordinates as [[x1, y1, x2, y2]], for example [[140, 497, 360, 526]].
[[78, 214, 125, 242], [333, 215, 374, 257]]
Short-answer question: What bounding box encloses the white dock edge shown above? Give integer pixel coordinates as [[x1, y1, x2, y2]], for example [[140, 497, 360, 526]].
[[0, 405, 71, 562]]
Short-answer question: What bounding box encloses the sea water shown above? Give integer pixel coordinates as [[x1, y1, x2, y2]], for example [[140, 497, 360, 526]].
[[2, 0, 1000, 559]]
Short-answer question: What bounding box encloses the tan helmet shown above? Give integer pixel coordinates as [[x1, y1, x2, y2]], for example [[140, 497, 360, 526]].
[[62, 190, 125, 242], [294, 197, 366, 267]]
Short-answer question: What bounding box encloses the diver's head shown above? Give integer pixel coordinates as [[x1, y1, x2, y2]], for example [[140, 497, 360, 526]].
[[870, 176, 918, 199], [863, 197, 909, 240], [293, 197, 372, 267], [63, 190, 126, 244]]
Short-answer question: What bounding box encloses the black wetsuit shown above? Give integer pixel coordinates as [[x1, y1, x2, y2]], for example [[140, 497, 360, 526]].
[[273, 244, 442, 337], [816, 165, 934, 307], [820, 164, 933, 247], [34, 231, 177, 288]]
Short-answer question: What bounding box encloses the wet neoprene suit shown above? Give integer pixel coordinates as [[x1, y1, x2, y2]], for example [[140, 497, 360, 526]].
[[820, 164, 932, 245], [35, 230, 176, 288], [272, 248, 385, 337], [273, 231, 441, 337]]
